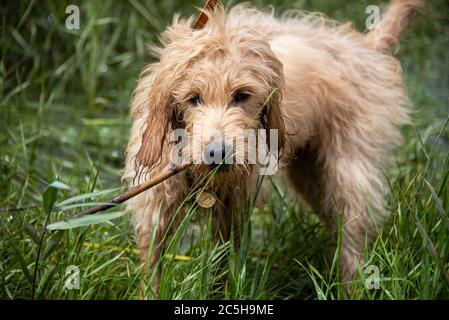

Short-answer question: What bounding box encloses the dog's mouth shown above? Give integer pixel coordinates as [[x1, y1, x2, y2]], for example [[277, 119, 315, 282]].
[[172, 131, 275, 179], [190, 162, 253, 191], [190, 140, 253, 182]]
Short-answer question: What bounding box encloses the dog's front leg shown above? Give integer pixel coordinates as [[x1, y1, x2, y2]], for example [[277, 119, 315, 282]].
[[211, 189, 244, 248], [132, 188, 170, 299], [208, 190, 245, 290]]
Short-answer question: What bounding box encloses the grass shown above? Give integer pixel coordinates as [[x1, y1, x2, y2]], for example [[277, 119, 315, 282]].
[[0, 0, 448, 300]]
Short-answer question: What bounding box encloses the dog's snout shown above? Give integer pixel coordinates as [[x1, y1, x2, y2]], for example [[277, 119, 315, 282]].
[[204, 141, 233, 168]]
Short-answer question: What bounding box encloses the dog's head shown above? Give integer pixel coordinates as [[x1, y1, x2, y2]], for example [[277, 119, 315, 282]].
[[133, 6, 285, 182]]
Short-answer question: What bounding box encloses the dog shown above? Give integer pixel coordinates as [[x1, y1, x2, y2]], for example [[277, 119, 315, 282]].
[[123, 0, 424, 293]]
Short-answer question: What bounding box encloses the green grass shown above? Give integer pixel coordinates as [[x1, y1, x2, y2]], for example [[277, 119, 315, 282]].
[[1, 0, 448, 300]]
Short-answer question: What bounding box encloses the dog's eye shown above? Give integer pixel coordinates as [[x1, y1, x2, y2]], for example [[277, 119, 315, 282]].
[[188, 95, 202, 106], [233, 91, 250, 104]]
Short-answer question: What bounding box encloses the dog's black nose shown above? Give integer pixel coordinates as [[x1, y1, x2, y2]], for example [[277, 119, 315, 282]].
[[204, 141, 233, 168]]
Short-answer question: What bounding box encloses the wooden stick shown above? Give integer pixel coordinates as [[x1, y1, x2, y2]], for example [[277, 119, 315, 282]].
[[69, 163, 190, 219], [0, 205, 39, 212]]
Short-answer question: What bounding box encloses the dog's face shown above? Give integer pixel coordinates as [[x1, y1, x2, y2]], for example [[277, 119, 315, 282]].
[[134, 11, 285, 182]]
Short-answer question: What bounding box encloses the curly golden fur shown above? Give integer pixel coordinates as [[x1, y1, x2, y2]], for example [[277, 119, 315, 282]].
[[123, 0, 424, 292]]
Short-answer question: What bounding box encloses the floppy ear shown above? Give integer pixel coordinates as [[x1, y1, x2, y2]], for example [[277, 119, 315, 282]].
[[132, 18, 194, 178], [132, 65, 178, 177], [260, 57, 285, 154]]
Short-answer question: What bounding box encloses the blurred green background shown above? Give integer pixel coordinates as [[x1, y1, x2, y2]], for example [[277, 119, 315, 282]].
[[1, 0, 448, 299]]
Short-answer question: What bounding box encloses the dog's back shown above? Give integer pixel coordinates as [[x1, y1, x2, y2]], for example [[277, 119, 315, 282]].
[[226, 0, 424, 280], [224, 1, 423, 153]]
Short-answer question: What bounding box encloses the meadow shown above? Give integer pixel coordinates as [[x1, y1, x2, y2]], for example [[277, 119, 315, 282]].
[[1, 0, 448, 299]]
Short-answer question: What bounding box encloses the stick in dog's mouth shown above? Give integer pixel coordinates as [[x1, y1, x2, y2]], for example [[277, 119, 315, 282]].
[[69, 163, 190, 220]]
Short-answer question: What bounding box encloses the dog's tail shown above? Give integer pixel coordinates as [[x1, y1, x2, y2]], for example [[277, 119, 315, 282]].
[[366, 0, 425, 52]]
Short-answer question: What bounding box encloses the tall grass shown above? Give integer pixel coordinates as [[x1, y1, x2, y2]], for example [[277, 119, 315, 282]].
[[0, 0, 448, 299]]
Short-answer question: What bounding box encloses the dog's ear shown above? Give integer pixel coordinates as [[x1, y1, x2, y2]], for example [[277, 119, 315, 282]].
[[260, 58, 285, 153], [132, 18, 194, 178], [132, 67, 177, 177]]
